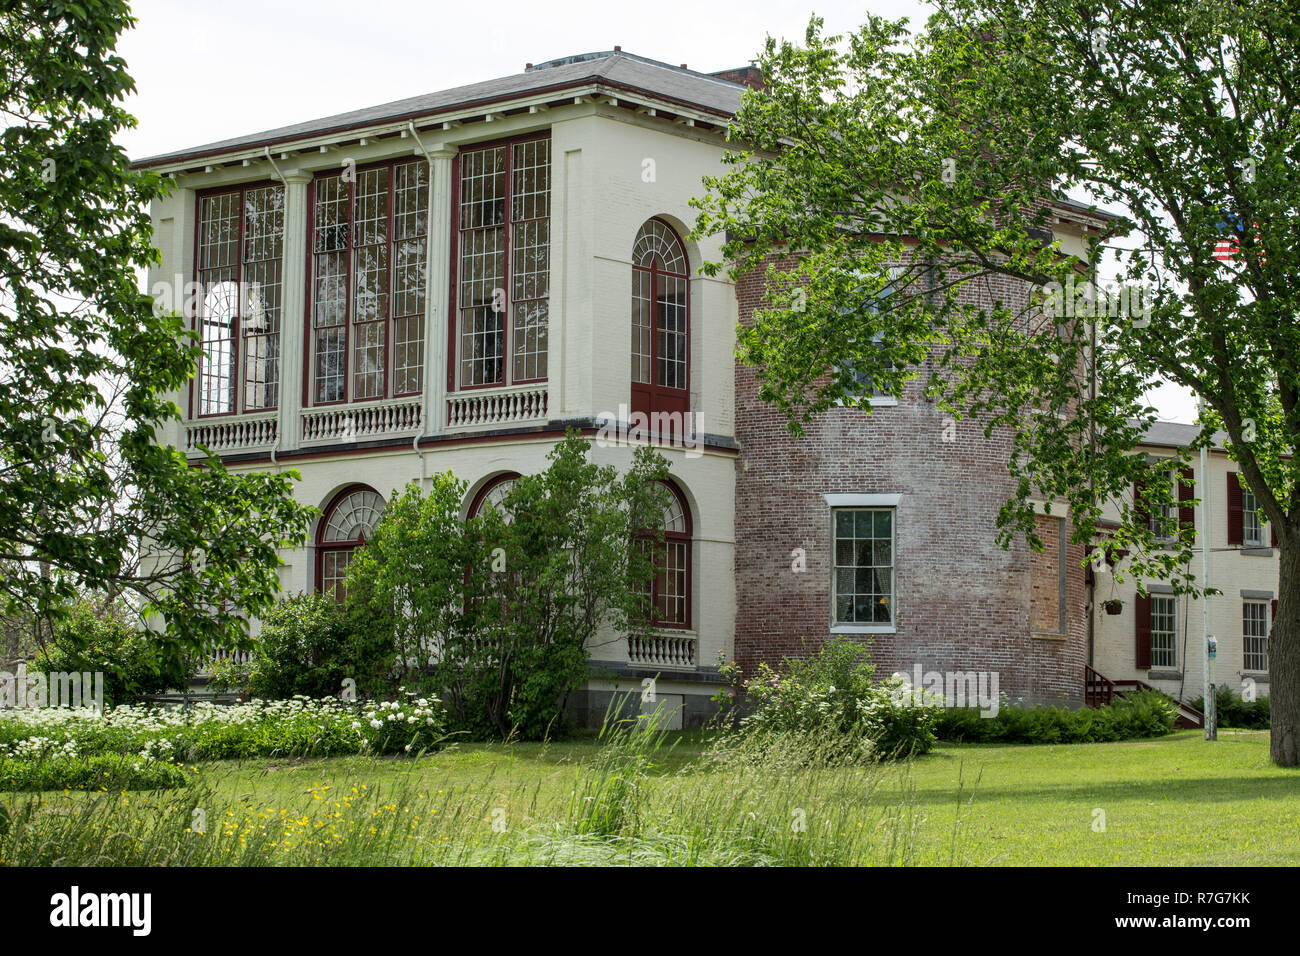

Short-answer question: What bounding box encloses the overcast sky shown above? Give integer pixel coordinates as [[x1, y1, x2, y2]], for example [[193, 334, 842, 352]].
[[114, 0, 1196, 423]]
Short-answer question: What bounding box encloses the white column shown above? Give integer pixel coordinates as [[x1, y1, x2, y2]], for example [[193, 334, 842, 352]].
[[423, 143, 457, 436], [278, 172, 311, 451]]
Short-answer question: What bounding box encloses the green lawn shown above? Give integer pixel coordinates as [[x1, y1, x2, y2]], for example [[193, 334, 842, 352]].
[[6, 729, 1298, 865]]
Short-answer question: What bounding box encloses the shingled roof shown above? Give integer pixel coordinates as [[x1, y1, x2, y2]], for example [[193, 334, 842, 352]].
[[133, 50, 749, 169]]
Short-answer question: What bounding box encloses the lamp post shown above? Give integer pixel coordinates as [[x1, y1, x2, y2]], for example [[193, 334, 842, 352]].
[[1199, 398, 1215, 741]]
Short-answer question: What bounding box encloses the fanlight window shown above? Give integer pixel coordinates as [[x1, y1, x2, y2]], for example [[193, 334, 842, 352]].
[[631, 219, 689, 419], [468, 474, 518, 522], [317, 487, 385, 602]]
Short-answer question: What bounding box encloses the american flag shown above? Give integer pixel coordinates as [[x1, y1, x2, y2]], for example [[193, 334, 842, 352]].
[[1214, 210, 1243, 261], [1214, 235, 1239, 261], [1213, 210, 1262, 263]]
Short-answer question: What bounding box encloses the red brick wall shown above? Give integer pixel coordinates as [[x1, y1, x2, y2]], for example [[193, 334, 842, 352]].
[[732, 255, 1086, 705]]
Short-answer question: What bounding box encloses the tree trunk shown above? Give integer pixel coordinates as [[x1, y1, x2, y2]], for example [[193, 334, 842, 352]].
[[1271, 537, 1300, 766]]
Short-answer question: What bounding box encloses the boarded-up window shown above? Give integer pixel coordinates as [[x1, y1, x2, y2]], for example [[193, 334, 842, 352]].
[[1030, 514, 1066, 635]]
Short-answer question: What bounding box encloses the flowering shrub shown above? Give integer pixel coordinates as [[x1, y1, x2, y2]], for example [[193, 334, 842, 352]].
[[719, 639, 943, 761], [0, 692, 446, 767]]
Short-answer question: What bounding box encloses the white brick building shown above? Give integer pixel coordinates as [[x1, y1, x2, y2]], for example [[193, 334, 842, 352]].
[[1091, 422, 1281, 708]]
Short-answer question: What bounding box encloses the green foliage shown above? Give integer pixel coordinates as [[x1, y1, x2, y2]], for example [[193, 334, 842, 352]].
[[688, 1, 1300, 765], [342, 472, 481, 698], [33, 601, 191, 706], [0, 754, 188, 793], [346, 431, 671, 741], [244, 593, 371, 700], [0, 695, 445, 766], [728, 638, 942, 761], [935, 690, 1177, 743], [0, 1, 312, 660], [1190, 687, 1270, 730]]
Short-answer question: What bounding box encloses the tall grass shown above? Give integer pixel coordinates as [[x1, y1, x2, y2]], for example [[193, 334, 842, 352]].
[[0, 701, 971, 866]]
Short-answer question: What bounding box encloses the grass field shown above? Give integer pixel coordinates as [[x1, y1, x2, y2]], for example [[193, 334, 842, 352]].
[[4, 728, 1297, 865]]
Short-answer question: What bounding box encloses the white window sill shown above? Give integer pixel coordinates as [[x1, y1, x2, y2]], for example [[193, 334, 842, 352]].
[[830, 624, 896, 635]]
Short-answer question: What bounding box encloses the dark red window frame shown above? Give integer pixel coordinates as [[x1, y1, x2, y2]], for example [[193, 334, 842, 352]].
[[304, 157, 429, 409], [314, 483, 384, 603], [630, 217, 691, 421], [447, 130, 552, 393], [190, 180, 284, 420], [467, 471, 522, 518], [642, 479, 692, 630]]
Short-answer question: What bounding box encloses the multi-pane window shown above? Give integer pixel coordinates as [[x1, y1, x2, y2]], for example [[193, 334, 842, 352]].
[[839, 267, 903, 403], [468, 474, 518, 521], [196, 184, 285, 415], [1150, 595, 1177, 668], [1243, 600, 1270, 672], [1149, 468, 1179, 540], [630, 219, 689, 416], [1242, 482, 1264, 546], [833, 508, 894, 625], [316, 487, 386, 603], [639, 481, 690, 628], [310, 159, 428, 405], [455, 136, 551, 388]]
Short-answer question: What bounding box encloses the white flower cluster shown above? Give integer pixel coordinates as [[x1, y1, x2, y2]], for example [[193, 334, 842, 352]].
[[0, 693, 443, 758], [0, 735, 79, 759]]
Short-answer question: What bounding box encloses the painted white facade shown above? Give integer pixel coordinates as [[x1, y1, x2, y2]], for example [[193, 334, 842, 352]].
[[1091, 428, 1280, 704], [142, 58, 742, 710]]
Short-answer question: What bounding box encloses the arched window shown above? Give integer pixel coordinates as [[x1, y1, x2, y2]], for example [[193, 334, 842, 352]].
[[467, 473, 519, 521], [316, 486, 385, 601], [631, 219, 689, 420], [647, 480, 691, 628]]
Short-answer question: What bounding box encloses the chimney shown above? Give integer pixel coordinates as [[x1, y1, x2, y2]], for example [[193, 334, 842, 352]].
[[709, 64, 765, 91]]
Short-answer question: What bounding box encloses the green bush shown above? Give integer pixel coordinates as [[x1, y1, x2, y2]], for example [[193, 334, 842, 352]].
[[0, 694, 446, 768], [727, 638, 942, 761], [1189, 686, 1270, 729], [345, 433, 673, 741], [934, 689, 1177, 744], [245, 593, 390, 700], [0, 754, 188, 792], [33, 601, 191, 707]]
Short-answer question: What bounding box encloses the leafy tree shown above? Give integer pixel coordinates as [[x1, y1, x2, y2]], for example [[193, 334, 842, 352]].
[[692, 1, 1300, 763], [33, 599, 193, 707], [346, 433, 671, 739], [0, 2, 313, 654], [342, 472, 485, 699]]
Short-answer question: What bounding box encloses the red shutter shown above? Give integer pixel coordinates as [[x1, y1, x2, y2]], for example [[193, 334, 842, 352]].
[[1134, 592, 1152, 670], [1272, 522, 1279, 548], [1178, 466, 1195, 531], [1227, 471, 1244, 546], [1272, 599, 1279, 634], [1133, 479, 1149, 530]]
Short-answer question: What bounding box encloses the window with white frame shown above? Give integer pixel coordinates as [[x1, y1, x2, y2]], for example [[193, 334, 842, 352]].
[[832, 507, 894, 625], [1241, 482, 1264, 546], [1148, 467, 1179, 541], [1243, 600, 1269, 672], [1150, 595, 1177, 668], [837, 267, 903, 404]]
